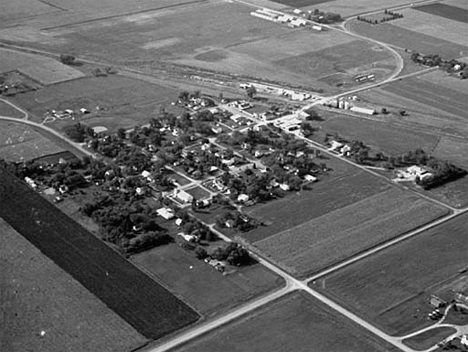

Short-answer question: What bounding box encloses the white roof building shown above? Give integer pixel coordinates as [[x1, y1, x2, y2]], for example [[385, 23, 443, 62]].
[[157, 207, 175, 220], [175, 189, 194, 204]]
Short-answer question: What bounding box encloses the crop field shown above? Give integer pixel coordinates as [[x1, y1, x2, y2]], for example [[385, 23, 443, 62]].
[[432, 136, 468, 169], [382, 77, 468, 120], [26, 1, 396, 92], [318, 212, 468, 336], [255, 188, 449, 277], [303, 0, 417, 17], [0, 167, 200, 339], [417, 175, 468, 209], [0, 121, 65, 162], [174, 291, 401, 352], [244, 169, 391, 243], [390, 8, 468, 47], [0, 218, 148, 352], [415, 3, 468, 23], [0, 48, 85, 85], [133, 243, 283, 317], [267, 0, 332, 8], [403, 327, 457, 350], [312, 112, 440, 156], [418, 68, 468, 94], [348, 20, 468, 59], [11, 74, 178, 131]]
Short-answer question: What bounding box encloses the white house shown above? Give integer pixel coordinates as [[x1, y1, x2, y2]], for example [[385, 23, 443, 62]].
[[304, 174, 317, 182], [175, 189, 194, 204], [157, 207, 175, 220], [237, 194, 249, 203]]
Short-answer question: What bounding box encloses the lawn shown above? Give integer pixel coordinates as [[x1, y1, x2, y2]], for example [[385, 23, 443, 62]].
[[10, 74, 179, 132], [403, 327, 457, 351], [173, 291, 402, 352], [0, 121, 65, 162], [184, 186, 211, 200], [348, 20, 468, 59], [255, 188, 449, 277], [0, 218, 148, 352], [318, 212, 468, 336], [244, 169, 391, 243], [132, 243, 283, 317], [415, 3, 468, 24], [0, 167, 200, 339]]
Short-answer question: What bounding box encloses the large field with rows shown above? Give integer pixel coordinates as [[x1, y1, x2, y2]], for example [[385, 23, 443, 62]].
[[174, 291, 401, 352], [316, 212, 468, 336], [0, 167, 200, 340], [254, 188, 449, 277], [0, 218, 148, 352]]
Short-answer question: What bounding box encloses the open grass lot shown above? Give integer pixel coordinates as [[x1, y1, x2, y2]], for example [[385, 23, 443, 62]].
[[0, 168, 200, 339], [10, 74, 178, 132], [413, 176, 468, 209], [403, 327, 457, 351], [415, 3, 468, 23], [132, 243, 283, 317], [382, 77, 468, 120], [433, 136, 468, 169], [318, 213, 468, 336], [184, 185, 211, 200], [255, 188, 449, 277], [0, 48, 85, 84], [0, 121, 65, 162], [311, 112, 440, 156], [174, 291, 401, 352], [348, 20, 468, 58], [390, 8, 468, 48], [418, 68, 468, 94], [0, 99, 26, 118], [0, 218, 147, 352], [244, 168, 391, 243]]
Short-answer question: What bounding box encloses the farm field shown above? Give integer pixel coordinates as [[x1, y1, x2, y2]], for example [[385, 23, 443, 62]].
[[174, 291, 402, 352], [389, 7, 468, 47], [403, 327, 457, 351], [10, 74, 179, 132], [244, 168, 391, 243], [317, 212, 468, 336], [418, 68, 468, 93], [302, 0, 417, 16], [382, 78, 468, 120], [132, 243, 283, 317], [14, 1, 396, 92], [255, 188, 449, 277], [412, 175, 468, 209], [0, 167, 200, 339], [415, 3, 468, 23], [347, 20, 468, 59], [310, 111, 440, 156], [0, 48, 85, 84], [0, 218, 147, 352], [0, 121, 65, 162]]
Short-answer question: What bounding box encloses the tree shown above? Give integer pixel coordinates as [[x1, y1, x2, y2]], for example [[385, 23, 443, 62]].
[[246, 86, 257, 99], [195, 247, 208, 260], [117, 128, 126, 139], [60, 54, 76, 65]]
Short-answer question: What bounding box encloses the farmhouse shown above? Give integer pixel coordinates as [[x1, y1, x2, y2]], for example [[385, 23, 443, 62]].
[[429, 295, 446, 308], [177, 232, 198, 242], [174, 189, 194, 204]]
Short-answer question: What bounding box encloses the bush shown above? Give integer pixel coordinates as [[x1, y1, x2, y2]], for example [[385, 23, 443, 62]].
[[60, 54, 76, 65]]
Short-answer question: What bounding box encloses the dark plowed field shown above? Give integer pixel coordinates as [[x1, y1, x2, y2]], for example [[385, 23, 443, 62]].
[[415, 3, 468, 23], [0, 167, 199, 340]]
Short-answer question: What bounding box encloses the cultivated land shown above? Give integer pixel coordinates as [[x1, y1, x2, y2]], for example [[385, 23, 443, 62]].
[[6, 1, 396, 92], [132, 243, 283, 317], [415, 3, 468, 24], [301, 0, 419, 16], [0, 100, 26, 118], [318, 213, 468, 336], [0, 168, 200, 339], [403, 327, 457, 351], [0, 218, 147, 352], [310, 111, 440, 156], [255, 188, 449, 277], [0, 48, 85, 84], [9, 74, 179, 132], [244, 169, 391, 243], [173, 291, 402, 352], [347, 20, 468, 59], [390, 7, 468, 48], [0, 121, 65, 162]]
